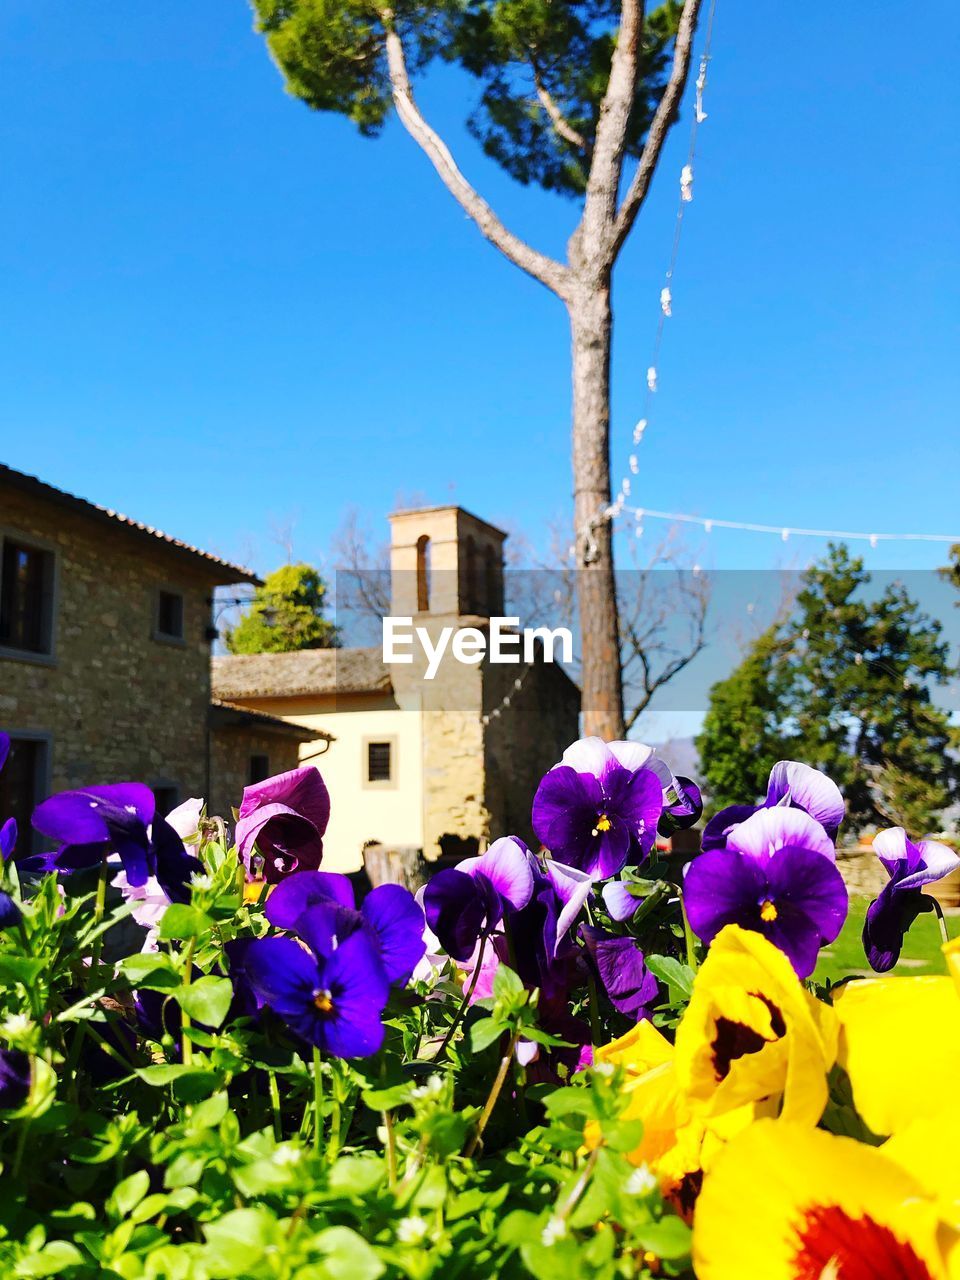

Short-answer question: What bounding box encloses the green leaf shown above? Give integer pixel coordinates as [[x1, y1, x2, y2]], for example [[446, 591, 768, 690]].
[[15, 1241, 85, 1276], [542, 1086, 598, 1120], [492, 964, 524, 1001], [327, 1154, 385, 1197], [177, 976, 234, 1029], [116, 952, 180, 991], [645, 954, 695, 1000], [106, 1169, 150, 1220], [202, 1208, 275, 1274], [470, 1017, 506, 1052], [314, 1227, 384, 1280], [635, 1214, 693, 1261], [0, 955, 45, 986], [158, 904, 214, 941]]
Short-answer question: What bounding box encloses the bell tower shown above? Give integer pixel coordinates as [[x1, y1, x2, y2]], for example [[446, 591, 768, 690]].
[[388, 506, 506, 620]]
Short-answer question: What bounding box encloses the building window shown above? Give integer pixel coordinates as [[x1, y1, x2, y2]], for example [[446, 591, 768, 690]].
[[416, 535, 431, 612], [0, 735, 49, 853], [364, 738, 396, 789], [153, 784, 180, 818], [249, 754, 271, 785], [155, 589, 185, 641], [0, 537, 55, 656]]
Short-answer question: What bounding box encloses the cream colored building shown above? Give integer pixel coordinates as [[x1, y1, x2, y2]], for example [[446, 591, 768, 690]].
[[213, 505, 580, 873]]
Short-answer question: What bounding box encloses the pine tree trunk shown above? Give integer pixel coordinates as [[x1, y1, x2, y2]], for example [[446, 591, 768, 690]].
[[569, 280, 625, 740]]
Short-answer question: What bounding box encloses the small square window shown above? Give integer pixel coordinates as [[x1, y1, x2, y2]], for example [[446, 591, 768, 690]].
[[0, 736, 49, 853], [0, 538, 55, 655], [153, 785, 180, 818], [367, 741, 392, 783], [249, 754, 270, 785], [155, 590, 184, 641]]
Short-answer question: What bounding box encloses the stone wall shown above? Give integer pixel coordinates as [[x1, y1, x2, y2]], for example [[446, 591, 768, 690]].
[[0, 483, 234, 830]]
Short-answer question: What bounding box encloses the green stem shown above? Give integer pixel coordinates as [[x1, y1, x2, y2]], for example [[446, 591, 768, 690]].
[[931, 897, 951, 947], [312, 1045, 324, 1155], [89, 858, 110, 974], [464, 1028, 520, 1159], [555, 1146, 600, 1223], [268, 1071, 282, 1141], [679, 893, 699, 972], [383, 1111, 398, 1188], [438, 933, 489, 1058], [180, 936, 197, 1068]]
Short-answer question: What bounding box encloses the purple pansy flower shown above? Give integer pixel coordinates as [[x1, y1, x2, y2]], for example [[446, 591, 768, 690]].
[[235, 766, 330, 883], [580, 925, 659, 1019], [492, 856, 593, 1003], [0, 732, 9, 773], [244, 923, 389, 1059], [702, 760, 845, 852], [532, 739, 665, 877], [862, 827, 960, 973], [0, 1048, 31, 1109], [26, 783, 201, 903], [684, 807, 848, 979], [423, 837, 535, 962], [265, 870, 426, 986]]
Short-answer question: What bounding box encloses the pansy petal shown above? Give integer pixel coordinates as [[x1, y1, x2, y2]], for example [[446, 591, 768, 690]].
[[423, 869, 488, 962], [607, 739, 657, 774], [684, 849, 769, 945], [581, 926, 658, 1018], [266, 870, 356, 931], [727, 806, 835, 863], [700, 804, 761, 852], [765, 847, 848, 947], [766, 761, 845, 836], [238, 765, 330, 834], [462, 837, 535, 911], [152, 816, 202, 904], [559, 737, 615, 774], [164, 797, 204, 842], [244, 935, 319, 1016], [901, 839, 960, 891], [361, 884, 426, 984], [0, 732, 9, 775], [871, 827, 911, 876], [602, 879, 642, 922], [531, 766, 601, 863], [32, 783, 154, 844], [0, 891, 22, 930], [319, 930, 389, 1058], [0, 818, 16, 861]]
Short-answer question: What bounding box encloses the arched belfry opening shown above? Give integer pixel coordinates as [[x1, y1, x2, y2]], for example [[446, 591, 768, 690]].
[[416, 534, 431, 613]]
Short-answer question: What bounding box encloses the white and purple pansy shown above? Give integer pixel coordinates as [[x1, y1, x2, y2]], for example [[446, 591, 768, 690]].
[[531, 738, 668, 878], [701, 760, 845, 851], [684, 806, 848, 980], [862, 827, 960, 972]]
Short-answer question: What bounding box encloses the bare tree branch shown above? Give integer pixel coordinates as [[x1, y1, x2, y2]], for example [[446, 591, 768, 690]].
[[529, 58, 590, 153], [576, 0, 645, 268], [611, 0, 703, 258], [381, 11, 572, 299]]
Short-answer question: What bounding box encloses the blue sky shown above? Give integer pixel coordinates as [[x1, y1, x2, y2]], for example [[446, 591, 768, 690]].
[[0, 1, 958, 588]]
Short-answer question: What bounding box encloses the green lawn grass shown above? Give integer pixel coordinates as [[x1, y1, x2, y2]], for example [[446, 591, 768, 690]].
[[814, 894, 959, 984]]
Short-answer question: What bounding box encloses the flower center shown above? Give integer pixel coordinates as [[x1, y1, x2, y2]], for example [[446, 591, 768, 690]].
[[595, 813, 612, 832], [792, 1205, 933, 1279], [313, 989, 334, 1015], [760, 899, 778, 922]]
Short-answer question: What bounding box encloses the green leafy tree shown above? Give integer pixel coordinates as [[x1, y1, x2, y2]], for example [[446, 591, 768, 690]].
[[224, 563, 340, 654], [250, 0, 705, 739], [696, 625, 793, 814], [699, 545, 959, 834]]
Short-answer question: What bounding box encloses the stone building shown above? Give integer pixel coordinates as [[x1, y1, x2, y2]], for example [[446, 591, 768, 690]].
[[213, 505, 581, 873], [0, 462, 319, 846]]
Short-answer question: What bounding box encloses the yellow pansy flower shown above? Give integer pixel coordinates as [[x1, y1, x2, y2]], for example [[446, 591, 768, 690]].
[[835, 938, 960, 1137], [674, 924, 837, 1125], [694, 1119, 959, 1280]]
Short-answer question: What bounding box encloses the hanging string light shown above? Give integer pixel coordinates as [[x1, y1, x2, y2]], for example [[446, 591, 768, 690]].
[[615, 504, 960, 546]]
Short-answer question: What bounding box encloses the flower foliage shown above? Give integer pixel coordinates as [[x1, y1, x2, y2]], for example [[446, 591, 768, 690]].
[[0, 731, 954, 1277]]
